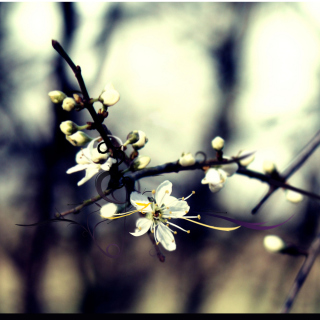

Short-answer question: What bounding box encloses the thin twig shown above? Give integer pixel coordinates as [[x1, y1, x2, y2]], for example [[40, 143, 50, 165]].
[[58, 189, 113, 217], [280, 231, 320, 313], [52, 40, 115, 152], [251, 130, 320, 214]]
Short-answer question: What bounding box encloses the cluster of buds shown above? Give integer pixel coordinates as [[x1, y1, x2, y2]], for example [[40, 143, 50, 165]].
[[48, 90, 78, 112]]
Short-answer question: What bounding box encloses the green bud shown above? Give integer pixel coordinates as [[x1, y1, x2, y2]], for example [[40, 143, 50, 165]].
[[60, 121, 79, 136], [48, 90, 67, 104], [66, 131, 93, 147], [131, 156, 151, 171]]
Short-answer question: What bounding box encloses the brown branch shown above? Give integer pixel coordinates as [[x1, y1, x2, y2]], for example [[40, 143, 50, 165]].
[[51, 40, 115, 152], [280, 231, 320, 313], [251, 130, 320, 214], [58, 188, 113, 217]]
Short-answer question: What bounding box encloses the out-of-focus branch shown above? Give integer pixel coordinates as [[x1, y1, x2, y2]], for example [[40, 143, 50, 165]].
[[251, 130, 320, 214], [281, 230, 320, 313]]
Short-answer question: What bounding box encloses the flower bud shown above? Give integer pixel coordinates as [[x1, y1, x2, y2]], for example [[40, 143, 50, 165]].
[[62, 97, 76, 112], [238, 150, 255, 167], [124, 130, 148, 150], [66, 131, 93, 147], [99, 83, 120, 107], [285, 190, 303, 203], [263, 160, 276, 174], [100, 203, 118, 219], [211, 136, 225, 151], [60, 121, 79, 136], [179, 153, 196, 166], [263, 235, 286, 253], [131, 156, 151, 171], [48, 90, 67, 104]]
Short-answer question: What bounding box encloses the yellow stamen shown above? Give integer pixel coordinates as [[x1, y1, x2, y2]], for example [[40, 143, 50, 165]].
[[187, 230, 190, 234], [182, 197, 185, 200], [108, 203, 151, 220], [152, 190, 156, 194], [172, 240, 175, 243], [166, 224, 169, 227], [167, 207, 169, 209], [138, 227, 142, 230], [181, 218, 241, 231], [165, 190, 169, 193], [185, 210, 188, 214], [192, 191, 195, 194], [168, 217, 171, 220], [198, 215, 201, 220], [169, 211, 172, 214], [151, 229, 154, 233], [174, 231, 177, 235], [156, 242, 159, 245]]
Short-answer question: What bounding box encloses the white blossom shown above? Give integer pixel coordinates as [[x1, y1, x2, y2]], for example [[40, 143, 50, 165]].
[[99, 83, 120, 107], [211, 136, 225, 151], [201, 161, 238, 193], [129, 180, 197, 251], [62, 97, 76, 112], [100, 203, 118, 219], [48, 90, 67, 104], [179, 153, 196, 166], [66, 137, 118, 186], [263, 235, 286, 253]]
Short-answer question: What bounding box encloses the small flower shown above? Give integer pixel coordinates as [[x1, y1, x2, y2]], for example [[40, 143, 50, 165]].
[[238, 150, 255, 167], [263, 160, 276, 174], [100, 203, 118, 219], [285, 190, 303, 203], [201, 161, 238, 193], [99, 83, 120, 107], [211, 136, 225, 151], [131, 156, 151, 171], [263, 235, 286, 253], [66, 131, 94, 147], [179, 153, 196, 167], [62, 97, 76, 112], [130, 181, 199, 251], [66, 137, 118, 186], [60, 121, 79, 136], [48, 90, 67, 104]]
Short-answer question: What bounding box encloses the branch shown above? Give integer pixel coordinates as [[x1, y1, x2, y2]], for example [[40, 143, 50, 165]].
[[51, 40, 115, 152], [58, 188, 113, 217], [251, 130, 320, 214], [280, 231, 320, 313]]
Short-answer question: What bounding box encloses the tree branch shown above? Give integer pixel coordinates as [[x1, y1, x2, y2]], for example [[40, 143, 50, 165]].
[[280, 230, 320, 313]]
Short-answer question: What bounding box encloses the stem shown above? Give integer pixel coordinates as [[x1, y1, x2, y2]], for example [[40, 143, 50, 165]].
[[59, 189, 113, 217], [250, 130, 320, 214], [52, 40, 114, 152], [280, 231, 320, 313]]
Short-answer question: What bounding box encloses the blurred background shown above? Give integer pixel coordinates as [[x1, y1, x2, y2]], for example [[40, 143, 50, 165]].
[[0, 2, 320, 313]]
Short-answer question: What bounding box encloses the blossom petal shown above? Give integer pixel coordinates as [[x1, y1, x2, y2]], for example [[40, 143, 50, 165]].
[[77, 166, 100, 186], [66, 164, 90, 174], [155, 180, 172, 206], [130, 218, 152, 236], [75, 150, 91, 165], [209, 182, 224, 193], [221, 162, 238, 177], [156, 223, 176, 251], [162, 196, 190, 218], [201, 168, 221, 185], [130, 192, 153, 212]]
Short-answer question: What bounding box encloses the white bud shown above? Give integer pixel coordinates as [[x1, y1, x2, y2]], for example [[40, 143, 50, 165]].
[[132, 130, 148, 150], [48, 90, 67, 104], [60, 121, 79, 136], [238, 150, 255, 167], [66, 131, 93, 147], [100, 83, 120, 107], [100, 203, 118, 219], [62, 97, 76, 112], [179, 153, 196, 166], [211, 136, 225, 151], [132, 156, 151, 171], [263, 160, 276, 174], [285, 190, 303, 203], [263, 235, 286, 253]]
